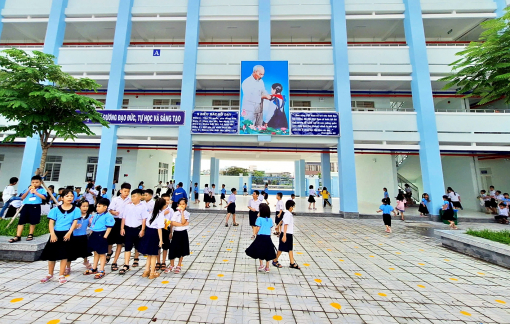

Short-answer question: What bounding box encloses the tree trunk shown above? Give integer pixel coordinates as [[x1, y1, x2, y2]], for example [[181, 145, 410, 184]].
[[38, 145, 49, 176]]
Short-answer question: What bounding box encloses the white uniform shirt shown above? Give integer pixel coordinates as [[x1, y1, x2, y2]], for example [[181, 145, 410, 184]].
[[448, 192, 460, 202], [210, 188, 215, 196], [169, 183, 174, 189], [490, 190, 496, 197], [171, 210, 190, 231], [499, 207, 509, 216], [282, 210, 294, 234], [249, 198, 261, 211], [258, 195, 264, 202], [309, 189, 316, 196], [276, 200, 284, 212], [84, 189, 98, 205], [496, 194, 505, 201], [204, 187, 210, 195], [2, 185, 16, 202], [241, 75, 267, 105], [109, 195, 132, 219], [228, 193, 236, 203], [145, 200, 155, 214], [145, 210, 165, 229], [122, 202, 150, 228]]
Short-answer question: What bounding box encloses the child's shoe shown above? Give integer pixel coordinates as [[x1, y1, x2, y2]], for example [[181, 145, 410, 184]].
[[40, 275, 53, 283], [142, 270, 150, 278], [265, 267, 270, 273], [64, 267, 71, 276], [164, 266, 173, 274], [258, 265, 265, 272], [59, 275, 67, 284], [173, 266, 181, 274], [149, 272, 160, 279]]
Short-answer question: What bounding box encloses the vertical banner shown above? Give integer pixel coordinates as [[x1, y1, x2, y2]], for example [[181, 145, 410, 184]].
[[240, 61, 290, 135]]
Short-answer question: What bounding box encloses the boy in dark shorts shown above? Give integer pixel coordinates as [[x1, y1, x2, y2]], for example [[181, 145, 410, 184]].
[[272, 199, 300, 270], [9, 175, 47, 243]]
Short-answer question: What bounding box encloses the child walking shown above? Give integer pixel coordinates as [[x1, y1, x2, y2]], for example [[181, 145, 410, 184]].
[[158, 193, 173, 271], [220, 184, 227, 205], [165, 198, 190, 274], [273, 200, 300, 270], [139, 198, 166, 279], [308, 185, 317, 210], [419, 193, 430, 216], [376, 198, 396, 233], [225, 188, 239, 227], [321, 187, 332, 207], [395, 192, 406, 221], [193, 183, 200, 204], [66, 200, 93, 275], [245, 203, 277, 273], [243, 183, 248, 196], [383, 187, 390, 204], [204, 184, 210, 208], [248, 190, 261, 239], [274, 192, 284, 235], [40, 189, 81, 283], [442, 195, 458, 230], [210, 184, 217, 207], [85, 198, 115, 279], [107, 182, 131, 270]]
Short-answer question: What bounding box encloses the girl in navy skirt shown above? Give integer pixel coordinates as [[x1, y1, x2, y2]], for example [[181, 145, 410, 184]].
[[248, 190, 261, 239], [308, 185, 317, 210], [225, 188, 239, 227], [66, 200, 93, 275], [203, 184, 210, 208], [158, 193, 173, 272], [139, 198, 166, 279], [165, 198, 190, 274], [40, 189, 81, 284], [245, 203, 277, 273]]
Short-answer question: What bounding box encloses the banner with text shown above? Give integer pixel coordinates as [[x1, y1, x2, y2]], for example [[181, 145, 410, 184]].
[[290, 112, 340, 136], [191, 111, 239, 134], [87, 110, 185, 126]]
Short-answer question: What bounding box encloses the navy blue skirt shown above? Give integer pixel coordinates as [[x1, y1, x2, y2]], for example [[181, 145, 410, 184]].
[[245, 234, 277, 261], [89, 231, 108, 254], [227, 202, 236, 214], [249, 210, 258, 226], [107, 218, 124, 245], [138, 227, 161, 256], [40, 230, 73, 261], [68, 234, 92, 261], [168, 230, 190, 259]]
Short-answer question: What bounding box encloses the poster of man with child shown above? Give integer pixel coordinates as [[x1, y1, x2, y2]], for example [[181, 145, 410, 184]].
[[240, 61, 290, 135]]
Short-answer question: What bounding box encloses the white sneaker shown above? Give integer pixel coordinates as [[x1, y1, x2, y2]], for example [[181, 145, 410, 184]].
[[258, 265, 265, 272]]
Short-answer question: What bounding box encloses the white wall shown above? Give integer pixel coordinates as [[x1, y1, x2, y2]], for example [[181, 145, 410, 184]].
[[441, 156, 479, 211], [355, 154, 398, 205], [477, 158, 510, 194], [134, 149, 175, 189]]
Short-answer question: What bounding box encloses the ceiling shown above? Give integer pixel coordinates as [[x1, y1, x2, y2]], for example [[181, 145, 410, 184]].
[[64, 21, 116, 42], [272, 20, 331, 42], [423, 17, 488, 41], [0, 22, 48, 43], [131, 21, 186, 42], [124, 79, 182, 90], [199, 20, 258, 42], [347, 19, 405, 41]]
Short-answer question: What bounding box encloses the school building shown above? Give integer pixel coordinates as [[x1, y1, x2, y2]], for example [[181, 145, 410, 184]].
[[0, 0, 509, 217]]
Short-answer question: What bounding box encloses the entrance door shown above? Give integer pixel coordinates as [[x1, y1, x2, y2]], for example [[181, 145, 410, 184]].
[[114, 165, 120, 183]]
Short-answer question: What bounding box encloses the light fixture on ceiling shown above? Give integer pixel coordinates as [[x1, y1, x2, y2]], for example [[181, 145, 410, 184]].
[[447, 29, 453, 34]]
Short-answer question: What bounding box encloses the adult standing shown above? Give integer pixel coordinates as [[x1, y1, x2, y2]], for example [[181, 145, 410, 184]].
[[171, 182, 188, 211], [241, 65, 272, 126]]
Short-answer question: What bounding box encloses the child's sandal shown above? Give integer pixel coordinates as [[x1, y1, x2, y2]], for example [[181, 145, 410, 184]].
[[26, 234, 34, 241], [84, 269, 97, 275], [142, 270, 150, 278], [59, 275, 67, 284], [8, 236, 21, 243], [233, 223, 239, 226], [161, 264, 167, 271], [94, 271, 105, 279], [83, 260, 92, 270], [272, 261, 282, 268], [149, 272, 160, 279], [289, 263, 301, 270], [40, 275, 53, 283], [164, 266, 173, 274], [105, 252, 113, 264], [132, 258, 140, 267], [119, 265, 129, 275], [155, 263, 161, 271], [64, 267, 71, 276], [173, 266, 181, 274], [111, 263, 119, 271]]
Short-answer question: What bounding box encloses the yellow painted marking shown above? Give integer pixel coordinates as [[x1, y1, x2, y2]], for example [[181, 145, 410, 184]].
[[229, 241, 234, 243], [354, 273, 362, 276], [223, 259, 229, 262], [296, 252, 303, 255], [378, 293, 387, 297], [419, 249, 424, 251], [273, 315, 283, 321], [210, 296, 218, 300], [449, 278, 458, 281], [161, 281, 169, 284], [10, 298, 23, 303], [339, 259, 344, 262], [226, 248, 232, 251], [417, 285, 425, 288], [496, 300, 506, 304], [47, 320, 60, 324], [303, 263, 310, 267], [460, 311, 471, 316], [395, 252, 401, 254], [314, 279, 322, 283], [330, 302, 342, 310], [94, 288, 104, 292], [400, 241, 404, 243], [196, 243, 200, 245], [378, 243, 383, 245], [327, 249, 332, 251], [444, 259, 450, 262], [138, 306, 148, 311], [318, 241, 323, 243], [418, 263, 425, 266], [267, 287, 275, 291], [388, 268, 395, 270], [369, 255, 374, 258], [202, 236, 206, 238], [477, 272, 485, 275], [217, 274, 224, 277], [190, 252, 193, 254]]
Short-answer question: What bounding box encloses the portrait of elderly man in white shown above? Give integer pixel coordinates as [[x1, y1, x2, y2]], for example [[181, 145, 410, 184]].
[[241, 65, 272, 126]]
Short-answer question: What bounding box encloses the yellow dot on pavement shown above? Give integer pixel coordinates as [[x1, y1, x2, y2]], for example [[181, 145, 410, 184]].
[[369, 255, 374, 258], [379, 243, 383, 245], [273, 315, 283, 321], [196, 243, 200, 245], [318, 241, 323, 243], [354, 246, 359, 248], [210, 296, 218, 300], [314, 279, 322, 283], [223, 259, 229, 262], [444, 259, 450, 262], [303, 263, 310, 267], [395, 252, 401, 254], [460, 311, 471, 316], [330, 302, 342, 310], [378, 293, 387, 297], [339, 259, 344, 262], [419, 249, 424, 251], [267, 287, 275, 291], [217, 274, 224, 277], [296, 252, 303, 255], [202, 236, 206, 238], [449, 278, 458, 281], [354, 273, 362, 276], [417, 285, 425, 288], [10, 298, 23, 303], [388, 268, 395, 270], [226, 249, 232, 251], [161, 281, 169, 284], [477, 272, 485, 275], [418, 263, 425, 266], [400, 241, 404, 243], [94, 288, 104, 292], [496, 300, 506, 304], [47, 320, 60, 324], [327, 249, 332, 251], [138, 306, 148, 311]]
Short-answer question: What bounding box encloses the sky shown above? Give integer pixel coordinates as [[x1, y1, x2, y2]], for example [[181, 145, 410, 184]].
[[200, 159, 295, 174]]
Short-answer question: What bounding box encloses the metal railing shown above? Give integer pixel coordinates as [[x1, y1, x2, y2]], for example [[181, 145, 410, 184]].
[[395, 154, 409, 168], [397, 173, 420, 205]]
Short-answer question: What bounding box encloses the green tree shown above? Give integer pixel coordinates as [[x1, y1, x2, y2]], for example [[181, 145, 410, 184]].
[[440, 9, 510, 105], [223, 166, 249, 176], [0, 48, 108, 174]]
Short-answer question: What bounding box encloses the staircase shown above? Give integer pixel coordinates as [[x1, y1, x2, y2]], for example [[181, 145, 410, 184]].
[[397, 173, 420, 204], [395, 154, 409, 168]]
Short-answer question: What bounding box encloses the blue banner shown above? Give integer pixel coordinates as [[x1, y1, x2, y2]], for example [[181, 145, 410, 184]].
[[87, 110, 185, 126], [191, 111, 239, 134], [290, 112, 340, 136]]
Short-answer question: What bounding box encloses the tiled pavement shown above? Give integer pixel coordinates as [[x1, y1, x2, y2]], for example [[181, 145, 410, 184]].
[[0, 213, 510, 323]]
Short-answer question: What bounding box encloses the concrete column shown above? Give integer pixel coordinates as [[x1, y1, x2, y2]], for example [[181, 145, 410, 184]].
[[294, 161, 301, 196], [192, 150, 201, 189], [299, 159, 306, 197], [247, 174, 253, 193], [258, 0, 271, 60], [209, 157, 219, 186], [239, 174, 244, 193], [95, 0, 134, 198], [330, 0, 359, 217], [173, 0, 200, 188], [18, 0, 68, 187], [494, 0, 506, 17], [321, 153, 332, 192], [403, 0, 445, 215]]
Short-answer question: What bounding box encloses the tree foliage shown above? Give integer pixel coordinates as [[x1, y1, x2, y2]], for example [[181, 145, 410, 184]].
[[440, 8, 510, 105], [223, 166, 249, 176], [0, 48, 108, 172]]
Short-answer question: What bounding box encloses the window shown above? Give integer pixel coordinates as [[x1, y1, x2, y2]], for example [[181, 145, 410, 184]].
[[85, 156, 122, 182], [95, 99, 129, 109], [45, 156, 63, 181], [171, 99, 181, 106], [211, 99, 240, 110], [290, 100, 312, 109], [351, 101, 375, 110], [158, 162, 169, 183], [231, 100, 239, 107], [212, 100, 230, 106], [153, 99, 170, 109], [0, 154, 4, 162]]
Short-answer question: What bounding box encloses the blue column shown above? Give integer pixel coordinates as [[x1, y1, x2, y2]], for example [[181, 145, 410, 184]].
[[494, 0, 506, 17], [214, 158, 220, 186], [258, 0, 271, 60], [321, 153, 332, 192], [0, 1, 6, 37], [299, 159, 306, 197], [18, 0, 68, 187], [403, 0, 445, 216], [209, 157, 220, 186], [192, 150, 201, 189], [95, 0, 134, 198], [239, 175, 244, 193], [247, 174, 253, 193], [331, 0, 359, 217], [174, 0, 200, 189], [294, 161, 300, 196]]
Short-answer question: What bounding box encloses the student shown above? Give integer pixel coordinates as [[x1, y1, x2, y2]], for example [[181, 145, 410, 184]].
[[272, 200, 300, 270], [112, 180, 117, 197], [225, 188, 239, 227], [383, 187, 390, 204], [259, 191, 265, 203], [139, 198, 166, 279], [171, 182, 188, 211], [274, 192, 284, 235], [119, 189, 149, 274], [154, 181, 163, 197], [66, 200, 93, 275], [395, 192, 406, 221], [447, 187, 463, 210], [220, 184, 227, 205], [243, 183, 248, 196], [308, 185, 317, 210], [442, 195, 458, 230], [138, 181, 145, 190], [193, 183, 200, 204], [56, 188, 64, 205], [107, 182, 132, 271], [376, 198, 396, 233], [419, 193, 430, 216], [248, 190, 261, 239], [85, 198, 115, 279], [158, 193, 173, 271], [168, 180, 174, 195], [144, 189, 155, 214], [210, 184, 217, 207], [84, 183, 98, 213], [489, 186, 498, 213], [496, 190, 505, 203], [245, 203, 277, 273], [39, 189, 81, 284], [75, 187, 83, 202], [495, 202, 509, 224], [404, 184, 413, 206], [9, 175, 47, 243], [322, 187, 332, 207], [203, 184, 210, 208], [479, 190, 492, 214], [166, 198, 190, 274], [503, 193, 510, 206], [0, 177, 19, 218], [262, 190, 269, 204], [46, 185, 57, 209]]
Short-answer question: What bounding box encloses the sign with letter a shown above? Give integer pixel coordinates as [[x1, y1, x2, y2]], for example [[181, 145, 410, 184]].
[[153, 49, 161, 56]]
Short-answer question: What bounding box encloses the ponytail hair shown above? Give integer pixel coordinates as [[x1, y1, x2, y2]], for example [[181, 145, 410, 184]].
[[150, 198, 167, 225]]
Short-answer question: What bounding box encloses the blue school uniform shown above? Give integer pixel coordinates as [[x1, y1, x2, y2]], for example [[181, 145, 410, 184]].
[[48, 206, 81, 231], [384, 192, 389, 199], [379, 204, 394, 214], [40, 206, 81, 261], [88, 212, 115, 254], [245, 217, 276, 261], [70, 214, 92, 261], [19, 186, 48, 226]]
